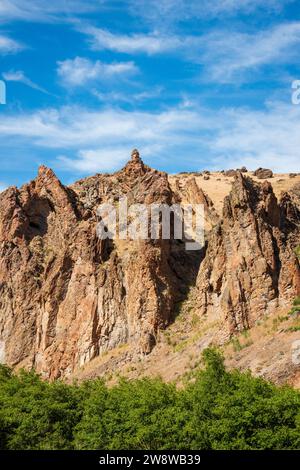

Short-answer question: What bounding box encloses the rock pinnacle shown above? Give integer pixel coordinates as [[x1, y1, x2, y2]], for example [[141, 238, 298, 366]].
[[131, 148, 141, 163]]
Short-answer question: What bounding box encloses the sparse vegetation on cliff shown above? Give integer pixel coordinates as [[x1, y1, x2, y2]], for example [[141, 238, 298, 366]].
[[289, 297, 300, 316], [0, 349, 299, 450]]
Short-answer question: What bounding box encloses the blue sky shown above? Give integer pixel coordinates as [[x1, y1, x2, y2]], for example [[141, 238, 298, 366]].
[[0, 0, 300, 188]]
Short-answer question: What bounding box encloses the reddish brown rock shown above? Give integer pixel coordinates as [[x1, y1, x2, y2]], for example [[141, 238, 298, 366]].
[[195, 173, 300, 340], [0, 158, 299, 380], [172, 176, 219, 230], [0, 153, 199, 378]]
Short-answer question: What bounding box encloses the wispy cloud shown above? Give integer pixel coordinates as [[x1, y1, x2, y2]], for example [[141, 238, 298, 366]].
[[209, 102, 300, 172], [91, 86, 163, 104], [0, 0, 101, 23], [78, 25, 186, 55], [0, 105, 206, 149], [0, 101, 299, 173], [200, 0, 291, 15], [58, 147, 130, 173], [3, 70, 50, 93], [129, 0, 293, 26], [77, 20, 300, 84], [0, 105, 209, 172], [201, 22, 300, 82], [57, 56, 138, 87], [0, 34, 23, 54], [0, 0, 291, 26]]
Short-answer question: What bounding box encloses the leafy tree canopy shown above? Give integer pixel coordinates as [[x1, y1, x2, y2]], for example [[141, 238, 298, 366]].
[[0, 349, 299, 450]]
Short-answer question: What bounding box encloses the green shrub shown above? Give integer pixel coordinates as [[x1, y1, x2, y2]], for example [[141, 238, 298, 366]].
[[0, 349, 300, 450], [288, 297, 300, 316]]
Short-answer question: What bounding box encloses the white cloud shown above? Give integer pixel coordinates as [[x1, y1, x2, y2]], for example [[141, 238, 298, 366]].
[[0, 105, 209, 172], [77, 21, 300, 84], [0, 0, 291, 26], [58, 148, 129, 173], [57, 56, 138, 87], [202, 22, 300, 82], [200, 0, 290, 15], [0, 0, 100, 23], [78, 26, 185, 55], [3, 70, 49, 93], [0, 34, 23, 54], [0, 105, 206, 149], [209, 102, 300, 172], [91, 86, 163, 104], [0, 101, 299, 173], [129, 0, 292, 25]]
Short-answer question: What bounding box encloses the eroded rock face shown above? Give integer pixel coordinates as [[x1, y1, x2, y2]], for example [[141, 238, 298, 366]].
[[172, 176, 219, 230], [0, 157, 299, 379], [0, 156, 199, 378], [195, 173, 300, 340]]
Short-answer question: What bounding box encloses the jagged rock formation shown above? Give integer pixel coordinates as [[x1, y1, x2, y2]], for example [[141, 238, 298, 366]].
[[195, 173, 300, 340], [171, 176, 219, 230], [0, 152, 199, 378], [0, 154, 299, 380]]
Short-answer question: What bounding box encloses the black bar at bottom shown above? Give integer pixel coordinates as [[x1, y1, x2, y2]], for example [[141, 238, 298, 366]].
[[0, 450, 299, 468]]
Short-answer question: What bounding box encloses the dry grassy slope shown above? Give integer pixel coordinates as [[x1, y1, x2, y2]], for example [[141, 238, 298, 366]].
[[169, 171, 300, 215], [71, 172, 300, 388]]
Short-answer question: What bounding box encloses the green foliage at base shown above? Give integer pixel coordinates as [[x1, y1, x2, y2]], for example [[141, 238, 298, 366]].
[[0, 349, 300, 450]]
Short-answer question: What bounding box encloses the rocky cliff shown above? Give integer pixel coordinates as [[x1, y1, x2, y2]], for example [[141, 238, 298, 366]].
[[0, 151, 199, 378], [0, 154, 299, 381], [195, 173, 300, 341]]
